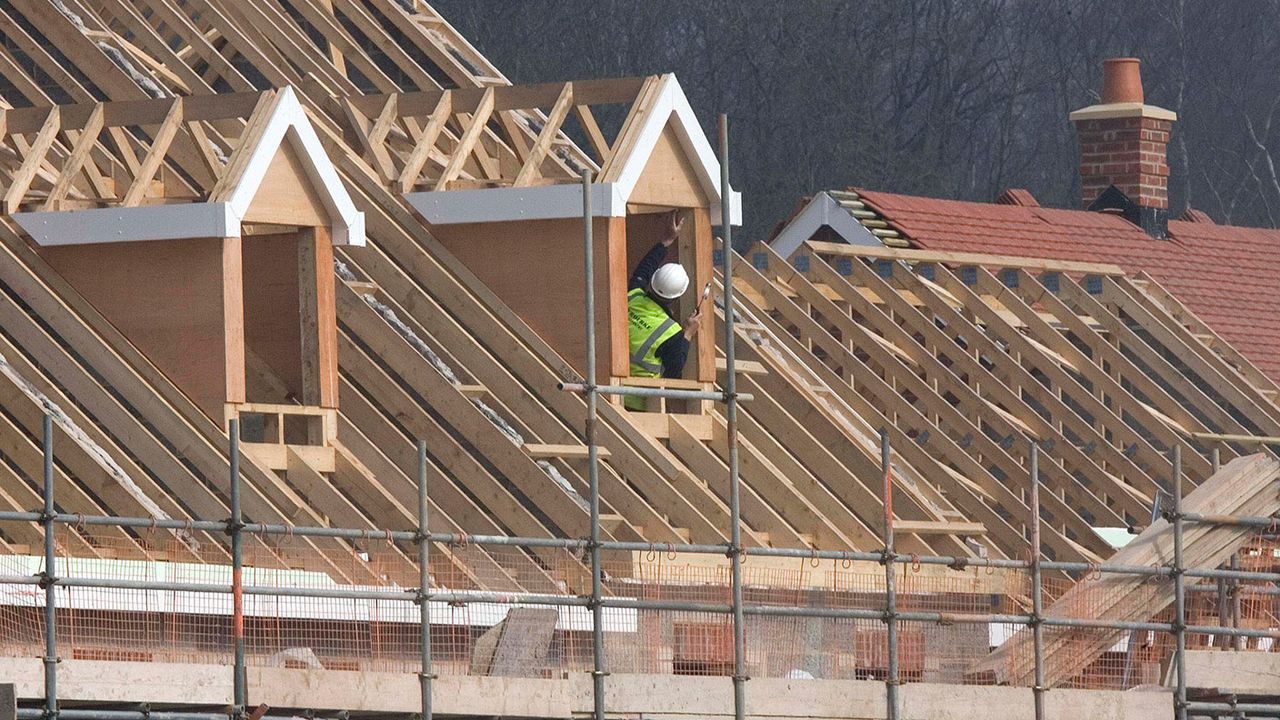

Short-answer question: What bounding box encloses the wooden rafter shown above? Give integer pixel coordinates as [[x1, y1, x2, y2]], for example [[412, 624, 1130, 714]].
[[398, 91, 451, 193], [4, 0, 1280, 599], [43, 103, 104, 211], [513, 82, 573, 187], [434, 86, 494, 190], [122, 97, 184, 206], [4, 106, 59, 214]]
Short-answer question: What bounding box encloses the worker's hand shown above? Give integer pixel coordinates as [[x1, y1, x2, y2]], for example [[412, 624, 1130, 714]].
[[683, 310, 702, 339], [662, 211, 684, 247]]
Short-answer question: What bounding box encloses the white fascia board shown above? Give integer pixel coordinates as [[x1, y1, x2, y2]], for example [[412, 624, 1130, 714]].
[[15, 202, 237, 246], [768, 192, 879, 258], [613, 75, 741, 226], [408, 182, 622, 225], [710, 191, 743, 227], [225, 87, 365, 246]]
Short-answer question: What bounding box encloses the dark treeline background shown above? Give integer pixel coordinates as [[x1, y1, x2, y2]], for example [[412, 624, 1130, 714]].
[[432, 0, 1280, 242]]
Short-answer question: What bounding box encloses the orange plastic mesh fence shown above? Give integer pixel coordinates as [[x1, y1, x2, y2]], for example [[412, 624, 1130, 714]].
[[0, 533, 1273, 685]]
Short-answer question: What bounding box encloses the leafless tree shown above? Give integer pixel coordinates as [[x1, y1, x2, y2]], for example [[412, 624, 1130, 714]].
[[433, 0, 1280, 240]]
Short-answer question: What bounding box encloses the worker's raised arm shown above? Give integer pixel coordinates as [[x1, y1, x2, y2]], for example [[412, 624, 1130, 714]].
[[629, 211, 684, 290]]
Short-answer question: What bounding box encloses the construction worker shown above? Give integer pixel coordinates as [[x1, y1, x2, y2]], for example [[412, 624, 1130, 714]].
[[625, 211, 700, 410]]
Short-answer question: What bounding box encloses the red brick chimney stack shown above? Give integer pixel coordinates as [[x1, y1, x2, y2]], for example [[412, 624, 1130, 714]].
[[1071, 58, 1176, 218]]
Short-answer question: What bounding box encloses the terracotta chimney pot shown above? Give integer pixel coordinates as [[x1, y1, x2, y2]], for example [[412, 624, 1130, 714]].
[[1101, 58, 1143, 104]]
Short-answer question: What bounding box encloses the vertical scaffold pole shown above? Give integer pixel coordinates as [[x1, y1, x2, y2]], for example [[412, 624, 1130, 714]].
[[1029, 443, 1046, 720], [1212, 447, 1227, 643], [1229, 553, 1242, 651], [880, 429, 899, 720], [719, 114, 747, 720], [1171, 445, 1187, 720], [416, 441, 433, 720], [581, 169, 607, 720], [41, 414, 57, 720], [228, 418, 246, 718]]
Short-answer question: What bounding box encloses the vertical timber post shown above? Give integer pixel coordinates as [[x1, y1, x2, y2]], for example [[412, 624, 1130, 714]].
[[880, 429, 899, 720], [1171, 446, 1187, 720], [40, 414, 56, 720], [229, 418, 246, 718], [719, 114, 747, 720], [582, 169, 607, 720], [417, 441, 433, 720], [1029, 443, 1045, 720]]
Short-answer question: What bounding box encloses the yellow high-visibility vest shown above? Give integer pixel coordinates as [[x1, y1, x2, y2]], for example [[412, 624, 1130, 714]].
[[625, 288, 681, 410]]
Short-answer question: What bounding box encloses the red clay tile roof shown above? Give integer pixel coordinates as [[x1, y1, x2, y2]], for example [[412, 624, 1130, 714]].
[[855, 188, 1280, 383]]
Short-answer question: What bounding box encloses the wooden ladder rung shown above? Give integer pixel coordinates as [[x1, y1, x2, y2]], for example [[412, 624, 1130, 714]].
[[523, 442, 611, 460], [455, 383, 488, 398], [599, 513, 625, 533], [714, 358, 768, 375], [894, 520, 986, 536]]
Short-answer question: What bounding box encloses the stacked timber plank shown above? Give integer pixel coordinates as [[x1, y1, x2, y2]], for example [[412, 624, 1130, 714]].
[[973, 453, 1280, 687]]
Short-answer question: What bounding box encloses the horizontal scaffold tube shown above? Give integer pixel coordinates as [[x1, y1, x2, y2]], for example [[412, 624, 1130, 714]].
[[3, 511, 1279, 583], [1, 572, 1276, 640]]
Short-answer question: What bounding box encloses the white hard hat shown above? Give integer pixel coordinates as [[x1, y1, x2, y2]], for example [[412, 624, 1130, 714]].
[[650, 263, 689, 299]]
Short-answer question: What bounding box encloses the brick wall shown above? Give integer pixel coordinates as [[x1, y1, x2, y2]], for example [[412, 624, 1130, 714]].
[[1075, 115, 1171, 209]]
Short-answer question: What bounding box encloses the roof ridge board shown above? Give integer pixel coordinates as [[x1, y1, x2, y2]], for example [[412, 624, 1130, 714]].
[[804, 239, 1127, 276]]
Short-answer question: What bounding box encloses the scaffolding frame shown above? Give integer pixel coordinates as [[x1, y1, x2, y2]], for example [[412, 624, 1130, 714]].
[[0, 117, 1276, 720]]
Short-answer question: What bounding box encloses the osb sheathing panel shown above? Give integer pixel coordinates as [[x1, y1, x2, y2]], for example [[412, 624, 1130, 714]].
[[430, 217, 616, 384], [42, 237, 235, 421]]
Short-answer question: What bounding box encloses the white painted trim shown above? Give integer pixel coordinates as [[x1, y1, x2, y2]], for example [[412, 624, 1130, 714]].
[[406, 75, 741, 226], [16, 86, 366, 248], [225, 87, 364, 246], [14, 203, 237, 245], [768, 192, 881, 258], [409, 183, 622, 224], [613, 75, 741, 225]]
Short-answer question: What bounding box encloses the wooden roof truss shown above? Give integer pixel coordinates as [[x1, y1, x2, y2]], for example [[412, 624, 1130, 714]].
[[731, 240, 1280, 560], [338, 76, 655, 192], [1, 0, 1279, 591]]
